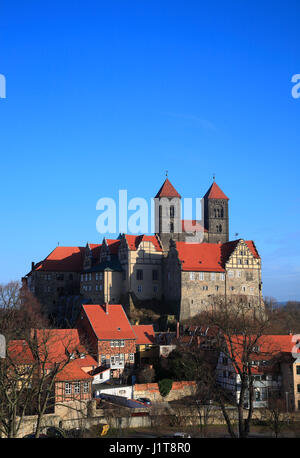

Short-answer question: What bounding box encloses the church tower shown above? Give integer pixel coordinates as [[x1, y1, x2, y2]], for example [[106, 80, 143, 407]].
[[154, 177, 183, 250], [203, 181, 229, 244]]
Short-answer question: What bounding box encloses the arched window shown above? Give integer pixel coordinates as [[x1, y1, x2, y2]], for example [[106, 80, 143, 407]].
[[170, 205, 175, 217], [220, 208, 224, 218]]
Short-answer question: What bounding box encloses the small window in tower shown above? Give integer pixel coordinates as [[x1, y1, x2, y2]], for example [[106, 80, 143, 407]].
[[170, 222, 174, 233], [170, 206, 175, 217]]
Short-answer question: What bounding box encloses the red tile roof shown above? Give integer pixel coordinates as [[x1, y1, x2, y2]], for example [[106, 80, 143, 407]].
[[33, 246, 85, 272], [225, 334, 300, 374], [55, 358, 95, 381], [132, 325, 155, 345], [7, 340, 35, 364], [124, 234, 162, 252], [34, 329, 83, 367], [175, 242, 225, 272], [82, 304, 137, 340], [155, 178, 181, 198], [175, 239, 260, 271], [204, 182, 229, 200]]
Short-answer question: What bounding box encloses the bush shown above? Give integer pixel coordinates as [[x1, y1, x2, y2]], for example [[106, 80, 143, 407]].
[[158, 379, 173, 397]]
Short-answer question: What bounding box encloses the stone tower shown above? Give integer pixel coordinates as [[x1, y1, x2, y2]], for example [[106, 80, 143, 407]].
[[203, 181, 229, 243], [154, 178, 184, 250]]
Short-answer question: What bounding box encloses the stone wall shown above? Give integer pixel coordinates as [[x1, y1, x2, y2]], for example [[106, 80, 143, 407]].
[[133, 381, 197, 402]]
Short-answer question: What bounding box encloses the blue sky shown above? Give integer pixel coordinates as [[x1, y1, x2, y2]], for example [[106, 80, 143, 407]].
[[0, 0, 299, 301]]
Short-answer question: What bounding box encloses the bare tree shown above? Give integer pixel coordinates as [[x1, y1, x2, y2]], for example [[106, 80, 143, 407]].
[[0, 282, 91, 438], [180, 295, 278, 438]]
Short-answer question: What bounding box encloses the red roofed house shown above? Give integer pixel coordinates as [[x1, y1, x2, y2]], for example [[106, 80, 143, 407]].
[[76, 304, 137, 380], [132, 324, 157, 367], [164, 238, 262, 320], [216, 334, 300, 411], [23, 246, 86, 318], [33, 328, 96, 404]]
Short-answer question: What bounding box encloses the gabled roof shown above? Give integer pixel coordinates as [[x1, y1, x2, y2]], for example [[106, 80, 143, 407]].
[[88, 243, 102, 259], [124, 234, 163, 252], [174, 239, 260, 272], [203, 181, 229, 200], [155, 178, 181, 198], [132, 325, 155, 345], [103, 239, 121, 254], [55, 356, 96, 381], [81, 304, 137, 340], [32, 246, 85, 273]]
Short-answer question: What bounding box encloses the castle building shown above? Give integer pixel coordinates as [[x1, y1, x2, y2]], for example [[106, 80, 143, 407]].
[[23, 177, 263, 323]]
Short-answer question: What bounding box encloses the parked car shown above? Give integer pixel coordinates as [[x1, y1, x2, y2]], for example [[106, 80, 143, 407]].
[[23, 434, 48, 438], [173, 432, 191, 438], [136, 397, 152, 406], [46, 426, 67, 438]]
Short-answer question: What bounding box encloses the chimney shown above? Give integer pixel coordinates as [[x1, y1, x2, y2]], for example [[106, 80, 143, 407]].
[[31, 261, 35, 270]]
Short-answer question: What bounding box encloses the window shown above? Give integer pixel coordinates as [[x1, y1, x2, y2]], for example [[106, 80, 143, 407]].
[[74, 382, 80, 394], [83, 382, 89, 394], [170, 206, 175, 217], [101, 354, 106, 363], [228, 270, 234, 278], [120, 340, 125, 347], [297, 366, 300, 375], [89, 273, 92, 281], [215, 285, 219, 291], [170, 222, 174, 233], [65, 383, 72, 395], [297, 384, 300, 393], [85, 274, 88, 281], [255, 390, 261, 401], [153, 285, 158, 293], [190, 272, 195, 280], [210, 273, 216, 281], [202, 285, 208, 291], [110, 341, 115, 348], [80, 274, 83, 282], [298, 400, 300, 411], [230, 286, 235, 291], [56, 274, 64, 281], [129, 353, 134, 362], [244, 259, 249, 265], [238, 259, 242, 265], [242, 286, 247, 292], [220, 273, 225, 281], [237, 271, 241, 277], [137, 285, 142, 293], [199, 272, 204, 281], [136, 270, 143, 281], [152, 270, 159, 281]]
